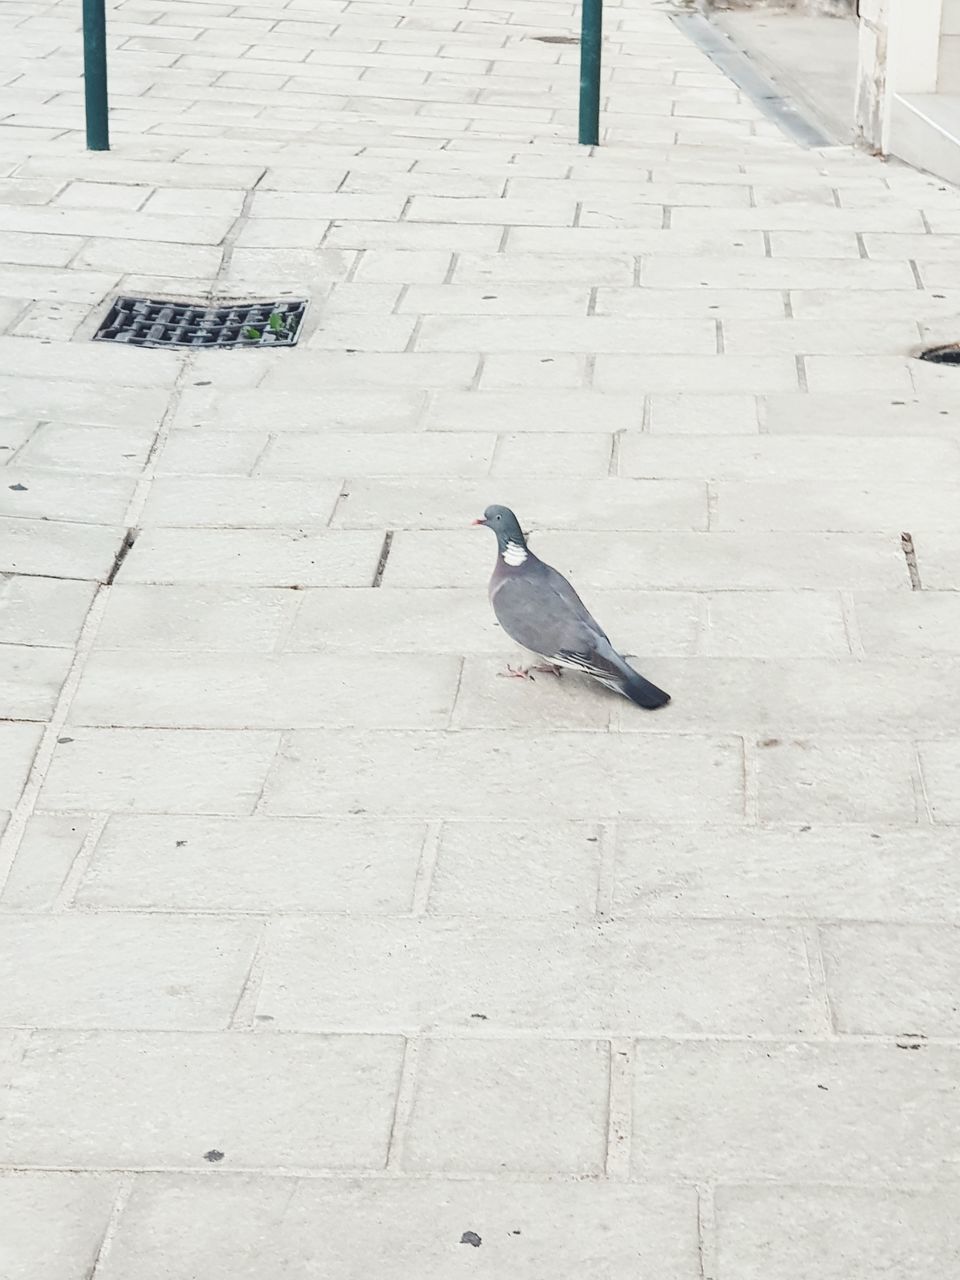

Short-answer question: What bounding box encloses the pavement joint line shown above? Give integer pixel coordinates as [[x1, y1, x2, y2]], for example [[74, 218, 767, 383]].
[[0, 1163, 958, 1188], [247, 432, 275, 478], [270, 589, 309, 656], [410, 820, 443, 914], [695, 1183, 718, 1280], [694, 594, 711, 657], [900, 531, 923, 590], [248, 732, 285, 819], [705, 481, 718, 531], [88, 1172, 136, 1280], [603, 1038, 633, 1179], [800, 923, 836, 1038], [104, 527, 138, 586], [913, 747, 936, 825], [839, 591, 866, 659], [593, 820, 617, 917], [229, 920, 270, 1029], [607, 428, 622, 476], [4, 1023, 960, 1045], [12, 904, 960, 928], [640, 391, 651, 431], [445, 657, 466, 730], [326, 481, 351, 528], [371, 529, 394, 587], [51, 812, 109, 912], [741, 736, 760, 824], [404, 314, 423, 352], [385, 1036, 422, 1170]]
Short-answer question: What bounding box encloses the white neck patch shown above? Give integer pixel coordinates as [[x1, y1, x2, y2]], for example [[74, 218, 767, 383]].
[[502, 540, 527, 566]]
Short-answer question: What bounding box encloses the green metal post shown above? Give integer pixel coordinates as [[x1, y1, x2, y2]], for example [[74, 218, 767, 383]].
[[83, 0, 109, 151], [578, 0, 602, 146]]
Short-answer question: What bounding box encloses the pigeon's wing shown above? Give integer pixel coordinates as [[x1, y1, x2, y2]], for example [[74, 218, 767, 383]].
[[490, 558, 611, 659]]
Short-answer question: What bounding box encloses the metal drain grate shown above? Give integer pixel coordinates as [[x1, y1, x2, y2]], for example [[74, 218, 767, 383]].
[[94, 297, 308, 349], [919, 343, 960, 366]]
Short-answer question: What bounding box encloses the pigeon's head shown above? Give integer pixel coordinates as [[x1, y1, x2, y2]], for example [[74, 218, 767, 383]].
[[473, 505, 528, 563]]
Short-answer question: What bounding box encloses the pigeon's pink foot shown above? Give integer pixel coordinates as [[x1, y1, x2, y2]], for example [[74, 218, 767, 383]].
[[499, 664, 534, 680], [530, 663, 562, 678]]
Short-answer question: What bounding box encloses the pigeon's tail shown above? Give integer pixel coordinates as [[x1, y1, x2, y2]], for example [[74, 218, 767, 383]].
[[618, 664, 670, 710]]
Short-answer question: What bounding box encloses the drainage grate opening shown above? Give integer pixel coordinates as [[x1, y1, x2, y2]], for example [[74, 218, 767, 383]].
[[94, 296, 308, 349], [532, 34, 579, 43], [918, 344, 960, 366]]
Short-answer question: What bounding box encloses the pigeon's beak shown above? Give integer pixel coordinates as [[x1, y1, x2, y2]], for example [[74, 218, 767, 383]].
[[472, 517, 487, 526]]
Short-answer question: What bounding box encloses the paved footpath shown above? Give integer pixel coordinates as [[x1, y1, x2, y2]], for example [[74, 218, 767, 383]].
[[2, 0, 960, 1274]]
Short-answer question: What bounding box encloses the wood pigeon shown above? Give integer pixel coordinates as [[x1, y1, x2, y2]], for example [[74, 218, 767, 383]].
[[474, 504, 670, 710]]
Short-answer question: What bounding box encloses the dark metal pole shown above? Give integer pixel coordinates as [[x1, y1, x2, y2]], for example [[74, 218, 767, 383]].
[[83, 0, 109, 151], [578, 0, 602, 146]]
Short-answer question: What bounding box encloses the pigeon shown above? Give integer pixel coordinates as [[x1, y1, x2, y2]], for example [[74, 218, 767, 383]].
[[474, 504, 670, 710]]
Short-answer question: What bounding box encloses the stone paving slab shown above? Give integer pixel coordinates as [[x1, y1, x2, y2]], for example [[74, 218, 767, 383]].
[[258, 916, 820, 1035], [94, 1175, 702, 1280], [68, 651, 464, 729], [0, 1031, 403, 1169], [385, 529, 908, 590], [0, 1172, 121, 1280], [0, 914, 260, 1029], [261, 729, 746, 819], [613, 824, 960, 922], [401, 1037, 610, 1176], [38, 727, 281, 813], [756, 736, 921, 824], [631, 1039, 960, 1182], [715, 1185, 960, 1280]]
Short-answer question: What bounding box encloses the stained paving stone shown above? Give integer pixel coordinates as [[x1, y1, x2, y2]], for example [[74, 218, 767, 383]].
[[97, 1177, 702, 1280], [0, 1032, 404, 1170]]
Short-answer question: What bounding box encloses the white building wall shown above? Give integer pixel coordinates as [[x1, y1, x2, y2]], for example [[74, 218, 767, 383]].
[[856, 0, 943, 151], [939, 0, 960, 91]]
